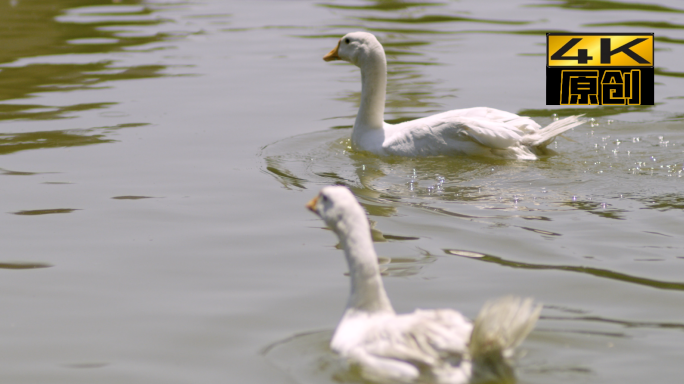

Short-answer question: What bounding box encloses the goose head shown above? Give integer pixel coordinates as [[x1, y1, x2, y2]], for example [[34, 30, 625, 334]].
[[306, 186, 367, 235], [323, 32, 384, 67]]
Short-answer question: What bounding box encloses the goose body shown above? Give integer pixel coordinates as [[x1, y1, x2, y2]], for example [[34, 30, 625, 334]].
[[324, 32, 584, 160], [306, 186, 541, 383]]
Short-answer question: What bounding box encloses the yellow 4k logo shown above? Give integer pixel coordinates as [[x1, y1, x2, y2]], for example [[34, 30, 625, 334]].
[[548, 35, 653, 67], [546, 33, 654, 106]]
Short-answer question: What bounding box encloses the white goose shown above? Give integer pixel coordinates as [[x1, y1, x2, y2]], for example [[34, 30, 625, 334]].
[[323, 32, 584, 160], [306, 186, 541, 383]]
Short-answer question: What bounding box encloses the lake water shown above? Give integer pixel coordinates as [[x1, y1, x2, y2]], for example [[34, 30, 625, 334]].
[[1, 0, 683, 383]]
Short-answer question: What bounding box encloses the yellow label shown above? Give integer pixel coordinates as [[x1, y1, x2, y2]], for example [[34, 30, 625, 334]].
[[548, 35, 653, 67]]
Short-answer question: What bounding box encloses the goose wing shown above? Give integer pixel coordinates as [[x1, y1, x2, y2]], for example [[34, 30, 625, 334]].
[[384, 107, 542, 155], [338, 309, 473, 381]]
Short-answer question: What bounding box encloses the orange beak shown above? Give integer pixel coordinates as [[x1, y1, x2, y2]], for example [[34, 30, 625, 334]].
[[323, 39, 341, 61], [306, 195, 319, 213]]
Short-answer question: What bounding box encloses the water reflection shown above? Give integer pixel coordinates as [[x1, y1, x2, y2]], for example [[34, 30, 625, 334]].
[[263, 157, 308, 190], [533, 0, 684, 13], [377, 254, 434, 277], [111, 195, 154, 200], [518, 105, 653, 118], [0, 261, 52, 269], [561, 200, 627, 220], [654, 67, 684, 78], [0, 0, 190, 184], [584, 20, 684, 29], [0, 123, 147, 155], [0, 168, 50, 176], [543, 314, 684, 332], [262, 330, 346, 384], [360, 14, 531, 25], [0, 0, 185, 121], [444, 249, 684, 291], [318, 1, 446, 12], [0, 99, 116, 121], [12, 208, 80, 215], [637, 193, 684, 211]]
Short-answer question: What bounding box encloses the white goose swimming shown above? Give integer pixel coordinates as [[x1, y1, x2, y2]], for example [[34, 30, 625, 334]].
[[324, 32, 584, 160], [306, 186, 541, 383]]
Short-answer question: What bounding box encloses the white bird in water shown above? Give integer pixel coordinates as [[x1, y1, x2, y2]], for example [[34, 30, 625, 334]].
[[323, 32, 584, 160], [306, 186, 541, 383]]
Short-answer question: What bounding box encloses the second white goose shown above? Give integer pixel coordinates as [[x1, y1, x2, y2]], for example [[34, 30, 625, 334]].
[[306, 186, 541, 383], [324, 32, 584, 160]]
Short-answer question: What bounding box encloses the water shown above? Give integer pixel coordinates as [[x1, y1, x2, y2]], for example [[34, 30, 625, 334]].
[[1, 0, 682, 383]]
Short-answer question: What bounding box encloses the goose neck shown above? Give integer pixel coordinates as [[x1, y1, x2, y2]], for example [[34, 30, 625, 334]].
[[335, 217, 394, 315], [355, 51, 387, 132]]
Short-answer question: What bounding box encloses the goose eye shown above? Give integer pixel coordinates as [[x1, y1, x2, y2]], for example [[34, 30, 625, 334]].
[[345, 38, 350, 44], [321, 194, 329, 203]]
